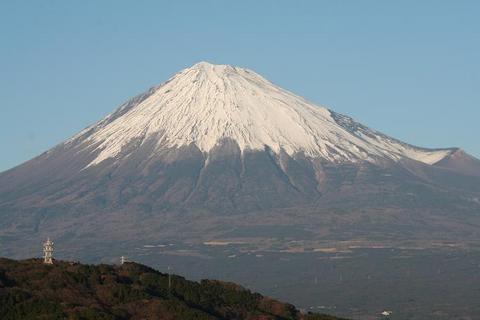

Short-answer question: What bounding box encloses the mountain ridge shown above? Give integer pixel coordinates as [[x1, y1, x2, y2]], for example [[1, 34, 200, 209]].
[[0, 257, 347, 320]]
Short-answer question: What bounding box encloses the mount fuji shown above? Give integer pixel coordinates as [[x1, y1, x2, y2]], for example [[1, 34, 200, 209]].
[[1, 62, 479, 259]]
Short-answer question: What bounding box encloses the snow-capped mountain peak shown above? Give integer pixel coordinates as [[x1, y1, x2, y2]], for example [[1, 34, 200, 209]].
[[72, 62, 453, 166]]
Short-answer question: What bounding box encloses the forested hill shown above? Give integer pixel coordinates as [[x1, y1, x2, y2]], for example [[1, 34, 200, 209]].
[[0, 258, 347, 320]]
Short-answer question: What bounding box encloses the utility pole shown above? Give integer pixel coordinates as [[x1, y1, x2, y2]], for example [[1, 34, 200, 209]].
[[168, 266, 172, 291]]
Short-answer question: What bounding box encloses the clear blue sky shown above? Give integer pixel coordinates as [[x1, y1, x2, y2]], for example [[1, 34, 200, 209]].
[[1, 1, 479, 172]]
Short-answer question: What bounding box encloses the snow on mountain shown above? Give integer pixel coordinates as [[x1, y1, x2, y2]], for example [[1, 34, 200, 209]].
[[71, 62, 453, 167]]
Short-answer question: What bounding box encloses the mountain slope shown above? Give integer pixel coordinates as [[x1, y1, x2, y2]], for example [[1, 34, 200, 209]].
[[433, 148, 480, 177], [0, 257, 346, 320]]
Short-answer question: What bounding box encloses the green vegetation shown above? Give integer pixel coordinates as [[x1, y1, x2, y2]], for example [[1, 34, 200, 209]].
[[0, 258, 347, 320]]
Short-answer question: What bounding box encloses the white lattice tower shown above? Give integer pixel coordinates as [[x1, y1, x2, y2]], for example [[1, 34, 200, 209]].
[[43, 238, 54, 264]]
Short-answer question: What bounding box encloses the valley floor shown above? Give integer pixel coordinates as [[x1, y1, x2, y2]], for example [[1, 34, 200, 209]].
[[126, 245, 480, 320]]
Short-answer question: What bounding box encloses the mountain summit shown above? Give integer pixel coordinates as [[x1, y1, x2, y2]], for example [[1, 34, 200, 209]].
[[0, 62, 479, 260], [73, 62, 452, 167]]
